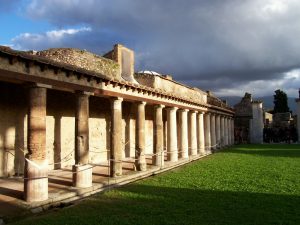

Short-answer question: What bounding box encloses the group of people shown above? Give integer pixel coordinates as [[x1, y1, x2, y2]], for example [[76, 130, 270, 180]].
[[234, 126, 298, 144], [234, 127, 249, 144], [263, 126, 298, 143]]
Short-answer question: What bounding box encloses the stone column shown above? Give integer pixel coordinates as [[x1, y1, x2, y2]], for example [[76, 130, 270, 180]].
[[154, 105, 165, 167], [136, 101, 147, 171], [215, 114, 221, 149], [204, 113, 211, 153], [179, 109, 188, 159], [167, 107, 178, 162], [228, 118, 232, 145], [220, 116, 224, 148], [189, 110, 197, 156], [197, 112, 205, 155], [296, 99, 300, 142], [24, 85, 48, 202], [231, 118, 234, 145], [210, 113, 216, 151], [110, 97, 123, 177], [227, 118, 230, 145], [231, 118, 235, 145], [73, 91, 92, 188], [228, 117, 231, 145], [224, 117, 229, 146]]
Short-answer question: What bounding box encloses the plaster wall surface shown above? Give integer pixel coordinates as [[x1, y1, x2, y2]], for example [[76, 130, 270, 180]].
[[250, 102, 264, 144]]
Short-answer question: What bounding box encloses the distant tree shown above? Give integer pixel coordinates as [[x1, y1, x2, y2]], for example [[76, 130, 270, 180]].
[[273, 89, 290, 113]]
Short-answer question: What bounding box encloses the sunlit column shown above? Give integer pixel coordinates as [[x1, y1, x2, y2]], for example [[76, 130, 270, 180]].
[[167, 107, 178, 162], [204, 113, 211, 153]]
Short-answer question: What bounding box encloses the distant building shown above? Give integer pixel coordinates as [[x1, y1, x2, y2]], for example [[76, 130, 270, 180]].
[[234, 93, 263, 144]]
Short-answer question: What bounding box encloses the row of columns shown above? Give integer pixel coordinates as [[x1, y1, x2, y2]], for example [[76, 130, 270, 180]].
[[24, 85, 234, 202], [204, 113, 235, 152]]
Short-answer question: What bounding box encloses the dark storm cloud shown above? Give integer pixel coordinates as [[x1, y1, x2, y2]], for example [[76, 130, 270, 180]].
[[19, 0, 300, 96]]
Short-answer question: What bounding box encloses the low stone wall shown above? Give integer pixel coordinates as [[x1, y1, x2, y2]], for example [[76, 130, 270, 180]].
[[134, 73, 207, 105], [36, 48, 121, 80]]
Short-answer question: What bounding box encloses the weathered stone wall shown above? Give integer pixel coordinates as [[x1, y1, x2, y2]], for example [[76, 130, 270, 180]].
[[0, 82, 158, 177], [134, 73, 207, 104], [36, 48, 121, 80]]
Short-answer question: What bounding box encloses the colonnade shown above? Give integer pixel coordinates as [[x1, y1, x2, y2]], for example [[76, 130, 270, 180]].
[[24, 86, 234, 202]]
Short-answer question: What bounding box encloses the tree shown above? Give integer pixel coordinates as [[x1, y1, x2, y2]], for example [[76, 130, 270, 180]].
[[273, 89, 290, 113]]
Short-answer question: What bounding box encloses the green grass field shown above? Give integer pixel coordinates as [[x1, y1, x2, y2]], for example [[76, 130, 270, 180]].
[[10, 144, 300, 225]]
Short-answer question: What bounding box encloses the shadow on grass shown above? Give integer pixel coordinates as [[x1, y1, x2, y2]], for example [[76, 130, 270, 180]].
[[12, 184, 300, 225], [226, 144, 300, 158], [100, 184, 300, 225]]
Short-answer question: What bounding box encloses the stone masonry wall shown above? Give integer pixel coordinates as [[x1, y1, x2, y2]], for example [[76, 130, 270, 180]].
[[36, 48, 121, 80]]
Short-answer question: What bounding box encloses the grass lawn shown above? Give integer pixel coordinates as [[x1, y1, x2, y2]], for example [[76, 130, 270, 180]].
[[9, 144, 300, 225]]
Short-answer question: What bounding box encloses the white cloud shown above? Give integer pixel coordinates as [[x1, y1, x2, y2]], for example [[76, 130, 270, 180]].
[[45, 27, 91, 40], [262, 0, 289, 15], [12, 27, 92, 50]]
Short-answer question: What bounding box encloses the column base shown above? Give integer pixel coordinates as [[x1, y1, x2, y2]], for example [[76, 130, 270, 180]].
[[153, 154, 164, 168], [24, 159, 48, 202], [136, 157, 147, 171], [72, 164, 93, 188], [111, 161, 122, 177], [181, 150, 189, 159], [168, 152, 178, 162], [191, 148, 197, 156], [206, 149, 212, 154], [199, 148, 206, 156]]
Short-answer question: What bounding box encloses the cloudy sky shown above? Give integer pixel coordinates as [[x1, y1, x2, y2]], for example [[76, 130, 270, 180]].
[[1, 0, 300, 98]]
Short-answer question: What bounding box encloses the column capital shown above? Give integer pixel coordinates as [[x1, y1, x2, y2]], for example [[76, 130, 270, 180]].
[[198, 111, 205, 115], [25, 82, 52, 89], [154, 104, 165, 109], [166, 106, 178, 111], [111, 97, 123, 111], [75, 90, 94, 96], [137, 101, 147, 106], [178, 108, 189, 112], [111, 97, 123, 102]]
